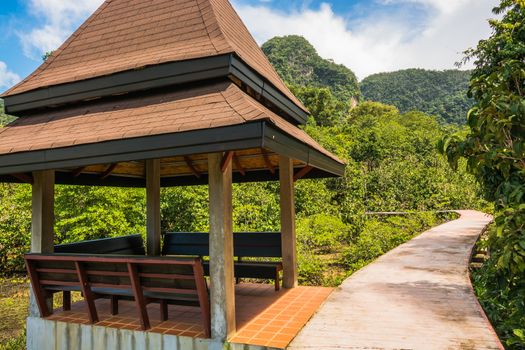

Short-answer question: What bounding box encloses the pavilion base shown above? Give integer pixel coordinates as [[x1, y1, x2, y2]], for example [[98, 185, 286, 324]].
[[28, 317, 282, 350], [27, 316, 213, 350], [26, 284, 333, 350]]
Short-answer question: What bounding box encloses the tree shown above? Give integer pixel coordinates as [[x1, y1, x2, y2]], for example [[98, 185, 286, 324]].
[[290, 85, 348, 126], [440, 1, 525, 347]]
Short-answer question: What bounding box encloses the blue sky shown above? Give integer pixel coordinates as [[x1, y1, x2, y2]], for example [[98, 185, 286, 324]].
[[0, 0, 497, 90]]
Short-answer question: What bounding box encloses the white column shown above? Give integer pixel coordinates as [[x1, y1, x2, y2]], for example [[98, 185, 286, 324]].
[[146, 159, 161, 256], [208, 152, 236, 343], [279, 156, 298, 288]]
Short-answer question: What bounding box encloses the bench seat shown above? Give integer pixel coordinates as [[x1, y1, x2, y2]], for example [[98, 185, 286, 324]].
[[202, 261, 283, 280], [163, 232, 283, 290]]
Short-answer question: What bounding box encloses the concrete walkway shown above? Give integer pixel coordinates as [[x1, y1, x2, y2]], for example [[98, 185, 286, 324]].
[[289, 210, 504, 350]]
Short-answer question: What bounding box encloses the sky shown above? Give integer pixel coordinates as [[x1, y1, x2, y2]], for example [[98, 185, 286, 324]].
[[0, 0, 498, 91]]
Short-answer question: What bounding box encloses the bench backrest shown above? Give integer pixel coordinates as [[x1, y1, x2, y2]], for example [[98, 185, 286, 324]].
[[54, 234, 145, 255], [162, 232, 282, 258], [25, 253, 203, 292]]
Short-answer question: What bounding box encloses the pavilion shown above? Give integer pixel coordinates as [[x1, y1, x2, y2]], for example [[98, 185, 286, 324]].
[[0, 0, 344, 349]]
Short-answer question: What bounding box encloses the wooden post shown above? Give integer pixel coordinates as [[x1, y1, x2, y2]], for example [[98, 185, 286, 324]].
[[279, 156, 298, 288], [146, 159, 161, 256], [30, 170, 55, 316], [208, 152, 236, 341]]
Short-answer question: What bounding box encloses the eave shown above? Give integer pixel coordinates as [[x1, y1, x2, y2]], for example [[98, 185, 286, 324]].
[[2, 54, 309, 125], [0, 121, 345, 187]]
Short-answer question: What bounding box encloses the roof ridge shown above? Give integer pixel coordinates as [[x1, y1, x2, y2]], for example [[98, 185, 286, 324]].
[[207, 0, 308, 113], [3, 0, 112, 96], [196, 0, 228, 54]]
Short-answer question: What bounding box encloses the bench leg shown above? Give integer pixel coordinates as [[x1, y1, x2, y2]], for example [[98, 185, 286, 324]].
[[160, 300, 168, 321], [127, 263, 150, 330], [110, 296, 119, 316], [275, 270, 280, 291], [63, 291, 71, 311]]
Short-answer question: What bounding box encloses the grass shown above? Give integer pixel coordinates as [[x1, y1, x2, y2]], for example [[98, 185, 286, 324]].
[[0, 277, 29, 346]]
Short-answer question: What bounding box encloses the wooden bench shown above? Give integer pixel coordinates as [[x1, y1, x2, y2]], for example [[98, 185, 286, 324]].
[[54, 234, 145, 255], [162, 232, 283, 290], [53, 235, 146, 312], [24, 254, 210, 337]]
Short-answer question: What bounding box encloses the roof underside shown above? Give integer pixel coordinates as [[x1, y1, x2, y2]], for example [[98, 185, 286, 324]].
[[0, 81, 344, 185], [3, 0, 306, 115]]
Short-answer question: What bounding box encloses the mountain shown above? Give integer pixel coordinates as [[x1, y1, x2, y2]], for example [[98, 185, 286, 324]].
[[262, 35, 360, 105], [360, 69, 473, 124]]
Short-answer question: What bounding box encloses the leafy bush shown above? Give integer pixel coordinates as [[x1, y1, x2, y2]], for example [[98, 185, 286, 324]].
[[342, 213, 447, 273], [473, 226, 525, 349], [297, 214, 351, 253]]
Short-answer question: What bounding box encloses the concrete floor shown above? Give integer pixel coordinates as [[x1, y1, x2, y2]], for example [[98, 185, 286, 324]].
[[289, 210, 504, 350]]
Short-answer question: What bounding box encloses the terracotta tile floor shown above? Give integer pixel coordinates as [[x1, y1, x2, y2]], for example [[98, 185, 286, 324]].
[[232, 284, 333, 348], [46, 283, 333, 348]]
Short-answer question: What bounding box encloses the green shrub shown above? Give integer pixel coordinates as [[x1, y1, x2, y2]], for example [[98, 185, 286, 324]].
[[296, 214, 351, 253], [473, 225, 525, 349], [342, 213, 445, 273]]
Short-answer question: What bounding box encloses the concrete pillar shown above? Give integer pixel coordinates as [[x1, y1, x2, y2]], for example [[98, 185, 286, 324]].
[[30, 170, 55, 316], [208, 152, 235, 344], [279, 156, 298, 288], [146, 159, 161, 256]]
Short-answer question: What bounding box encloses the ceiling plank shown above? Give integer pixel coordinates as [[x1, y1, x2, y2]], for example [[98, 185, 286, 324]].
[[233, 153, 246, 176]]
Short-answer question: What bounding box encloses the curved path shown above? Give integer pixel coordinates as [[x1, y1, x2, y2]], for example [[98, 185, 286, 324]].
[[289, 210, 504, 350]]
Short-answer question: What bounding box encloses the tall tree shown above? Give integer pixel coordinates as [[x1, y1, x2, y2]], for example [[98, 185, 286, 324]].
[[440, 1, 525, 346]]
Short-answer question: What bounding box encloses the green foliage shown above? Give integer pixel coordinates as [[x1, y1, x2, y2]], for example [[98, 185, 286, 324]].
[[342, 212, 451, 273], [305, 101, 485, 214], [262, 35, 360, 105], [440, 1, 525, 348], [290, 85, 348, 126], [473, 228, 525, 349], [361, 68, 474, 125], [297, 214, 351, 253], [0, 101, 15, 126]]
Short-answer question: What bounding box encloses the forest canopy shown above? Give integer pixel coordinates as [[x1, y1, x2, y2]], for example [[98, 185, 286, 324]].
[[361, 69, 474, 125]]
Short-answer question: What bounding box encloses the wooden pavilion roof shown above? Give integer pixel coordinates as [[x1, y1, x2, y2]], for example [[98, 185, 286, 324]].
[[0, 0, 345, 186], [2, 0, 306, 118]]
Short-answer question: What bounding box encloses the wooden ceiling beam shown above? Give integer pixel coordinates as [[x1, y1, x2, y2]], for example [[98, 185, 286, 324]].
[[293, 166, 313, 182], [221, 151, 234, 173], [11, 173, 33, 184], [71, 166, 87, 177], [184, 156, 201, 178], [233, 153, 246, 176], [100, 163, 118, 179], [262, 150, 275, 175]]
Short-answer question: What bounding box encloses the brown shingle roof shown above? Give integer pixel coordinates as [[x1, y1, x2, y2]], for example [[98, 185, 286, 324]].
[[0, 82, 340, 164], [3, 0, 306, 113]]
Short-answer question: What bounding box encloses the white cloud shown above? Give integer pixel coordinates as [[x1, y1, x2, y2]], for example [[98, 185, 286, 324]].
[[19, 0, 104, 59], [233, 0, 497, 79], [0, 61, 21, 89]]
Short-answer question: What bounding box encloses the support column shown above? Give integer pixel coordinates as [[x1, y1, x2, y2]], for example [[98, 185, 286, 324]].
[[146, 159, 161, 256], [208, 152, 235, 343], [30, 170, 55, 316], [279, 156, 298, 288]]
